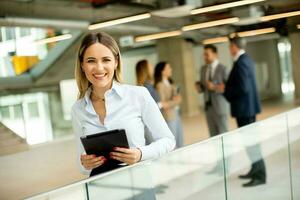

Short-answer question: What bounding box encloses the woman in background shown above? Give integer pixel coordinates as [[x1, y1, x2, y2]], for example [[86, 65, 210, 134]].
[[136, 59, 160, 102], [154, 62, 184, 148]]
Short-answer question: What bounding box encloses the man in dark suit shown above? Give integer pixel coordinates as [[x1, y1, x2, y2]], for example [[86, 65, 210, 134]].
[[223, 37, 266, 187]]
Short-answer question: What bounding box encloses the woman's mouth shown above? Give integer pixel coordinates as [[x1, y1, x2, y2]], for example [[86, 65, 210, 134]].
[[93, 73, 107, 80]]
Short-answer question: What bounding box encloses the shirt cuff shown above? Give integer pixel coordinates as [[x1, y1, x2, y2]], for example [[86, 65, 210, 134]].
[[157, 102, 163, 109], [78, 156, 92, 175], [138, 145, 154, 161]]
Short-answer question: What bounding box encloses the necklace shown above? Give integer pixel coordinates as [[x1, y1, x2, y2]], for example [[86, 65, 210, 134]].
[[91, 90, 105, 102]]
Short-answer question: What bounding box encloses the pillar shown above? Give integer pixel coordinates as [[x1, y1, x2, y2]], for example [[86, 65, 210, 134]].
[[156, 37, 199, 117]]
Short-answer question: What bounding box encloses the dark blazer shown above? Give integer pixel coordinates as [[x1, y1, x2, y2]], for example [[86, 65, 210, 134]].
[[224, 53, 261, 118]]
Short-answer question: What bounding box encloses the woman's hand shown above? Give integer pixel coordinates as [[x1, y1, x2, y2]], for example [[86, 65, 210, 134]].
[[110, 147, 142, 165], [173, 94, 182, 104], [80, 154, 107, 170], [161, 101, 170, 110]]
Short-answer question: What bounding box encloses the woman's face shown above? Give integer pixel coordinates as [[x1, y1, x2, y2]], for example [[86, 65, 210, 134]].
[[82, 43, 118, 89], [162, 63, 172, 78]]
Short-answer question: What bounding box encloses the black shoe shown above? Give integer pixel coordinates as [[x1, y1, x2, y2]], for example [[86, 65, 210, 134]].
[[238, 173, 253, 179], [242, 178, 266, 187]]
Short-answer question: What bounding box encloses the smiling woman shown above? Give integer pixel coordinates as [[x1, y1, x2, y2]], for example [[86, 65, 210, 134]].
[[71, 32, 176, 177]]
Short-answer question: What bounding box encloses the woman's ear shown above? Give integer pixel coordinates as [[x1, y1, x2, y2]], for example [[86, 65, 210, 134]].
[[114, 61, 118, 70]]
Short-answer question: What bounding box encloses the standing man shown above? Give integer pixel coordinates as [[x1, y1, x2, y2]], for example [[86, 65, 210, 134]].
[[196, 44, 229, 138], [223, 37, 266, 187]]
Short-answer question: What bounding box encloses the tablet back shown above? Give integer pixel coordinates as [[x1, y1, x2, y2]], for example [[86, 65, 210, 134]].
[[80, 129, 129, 164]]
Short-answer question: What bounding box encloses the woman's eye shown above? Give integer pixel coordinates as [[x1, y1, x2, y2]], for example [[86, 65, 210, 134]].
[[103, 59, 111, 62], [87, 60, 95, 63]]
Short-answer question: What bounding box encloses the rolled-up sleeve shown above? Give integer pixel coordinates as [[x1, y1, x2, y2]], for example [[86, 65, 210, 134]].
[[138, 88, 176, 160], [71, 107, 92, 176]]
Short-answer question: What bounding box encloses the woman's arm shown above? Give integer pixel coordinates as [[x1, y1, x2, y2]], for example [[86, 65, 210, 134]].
[[156, 83, 180, 109], [71, 107, 106, 175], [138, 88, 176, 160]]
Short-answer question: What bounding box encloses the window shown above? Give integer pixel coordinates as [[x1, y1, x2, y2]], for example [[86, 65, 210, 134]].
[[19, 28, 31, 37], [4, 27, 16, 41], [0, 106, 10, 119], [13, 105, 23, 119], [28, 102, 39, 118]]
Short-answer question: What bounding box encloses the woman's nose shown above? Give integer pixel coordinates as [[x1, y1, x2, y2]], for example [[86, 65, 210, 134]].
[[96, 61, 105, 70]]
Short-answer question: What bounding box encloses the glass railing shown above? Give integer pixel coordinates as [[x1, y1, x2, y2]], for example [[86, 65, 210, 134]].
[[24, 107, 300, 200]]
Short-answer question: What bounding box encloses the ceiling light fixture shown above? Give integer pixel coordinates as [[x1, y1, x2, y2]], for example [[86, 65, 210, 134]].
[[88, 13, 151, 30], [202, 36, 229, 44], [182, 17, 239, 32], [34, 34, 72, 45], [191, 0, 266, 15], [135, 30, 182, 42], [260, 10, 300, 22], [236, 27, 276, 37]]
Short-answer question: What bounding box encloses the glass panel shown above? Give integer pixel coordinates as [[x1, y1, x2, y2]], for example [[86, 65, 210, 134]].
[[87, 168, 134, 200], [287, 108, 300, 199], [222, 114, 292, 200], [24, 184, 87, 200], [129, 162, 156, 199], [151, 137, 226, 200]]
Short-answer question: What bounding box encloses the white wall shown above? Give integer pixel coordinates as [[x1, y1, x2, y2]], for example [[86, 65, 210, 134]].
[[121, 47, 158, 85]]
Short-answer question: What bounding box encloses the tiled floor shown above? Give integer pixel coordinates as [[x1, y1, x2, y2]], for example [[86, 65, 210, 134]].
[[0, 96, 299, 200]]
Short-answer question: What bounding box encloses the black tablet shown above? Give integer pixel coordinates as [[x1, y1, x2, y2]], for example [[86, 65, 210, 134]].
[[80, 129, 129, 164]]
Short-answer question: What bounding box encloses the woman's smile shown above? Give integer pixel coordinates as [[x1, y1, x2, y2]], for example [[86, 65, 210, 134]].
[[93, 73, 108, 80]]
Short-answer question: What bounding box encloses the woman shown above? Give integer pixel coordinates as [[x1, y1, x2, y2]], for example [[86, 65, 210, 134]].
[[71, 32, 175, 176], [136, 59, 167, 109], [154, 62, 184, 148]]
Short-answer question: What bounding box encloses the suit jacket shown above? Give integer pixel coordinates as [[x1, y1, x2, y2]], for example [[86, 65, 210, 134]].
[[224, 53, 261, 118], [156, 81, 179, 121], [200, 63, 229, 115]]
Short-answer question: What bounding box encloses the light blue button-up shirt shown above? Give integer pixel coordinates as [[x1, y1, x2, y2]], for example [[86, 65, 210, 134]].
[[71, 81, 176, 175]]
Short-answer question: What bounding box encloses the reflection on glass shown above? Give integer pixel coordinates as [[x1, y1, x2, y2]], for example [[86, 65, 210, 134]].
[[151, 138, 226, 200], [222, 114, 292, 200]]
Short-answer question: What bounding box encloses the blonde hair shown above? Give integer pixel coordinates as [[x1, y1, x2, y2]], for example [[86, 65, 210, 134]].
[[75, 32, 122, 99], [135, 59, 153, 86]]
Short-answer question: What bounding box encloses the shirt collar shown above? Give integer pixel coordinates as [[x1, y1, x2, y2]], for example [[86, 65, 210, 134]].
[[210, 59, 219, 69], [84, 81, 124, 113], [233, 49, 245, 62], [163, 79, 170, 86]]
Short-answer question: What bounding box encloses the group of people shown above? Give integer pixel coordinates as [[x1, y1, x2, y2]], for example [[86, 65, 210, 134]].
[[196, 38, 266, 187], [71, 31, 266, 187], [135, 60, 184, 148]]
